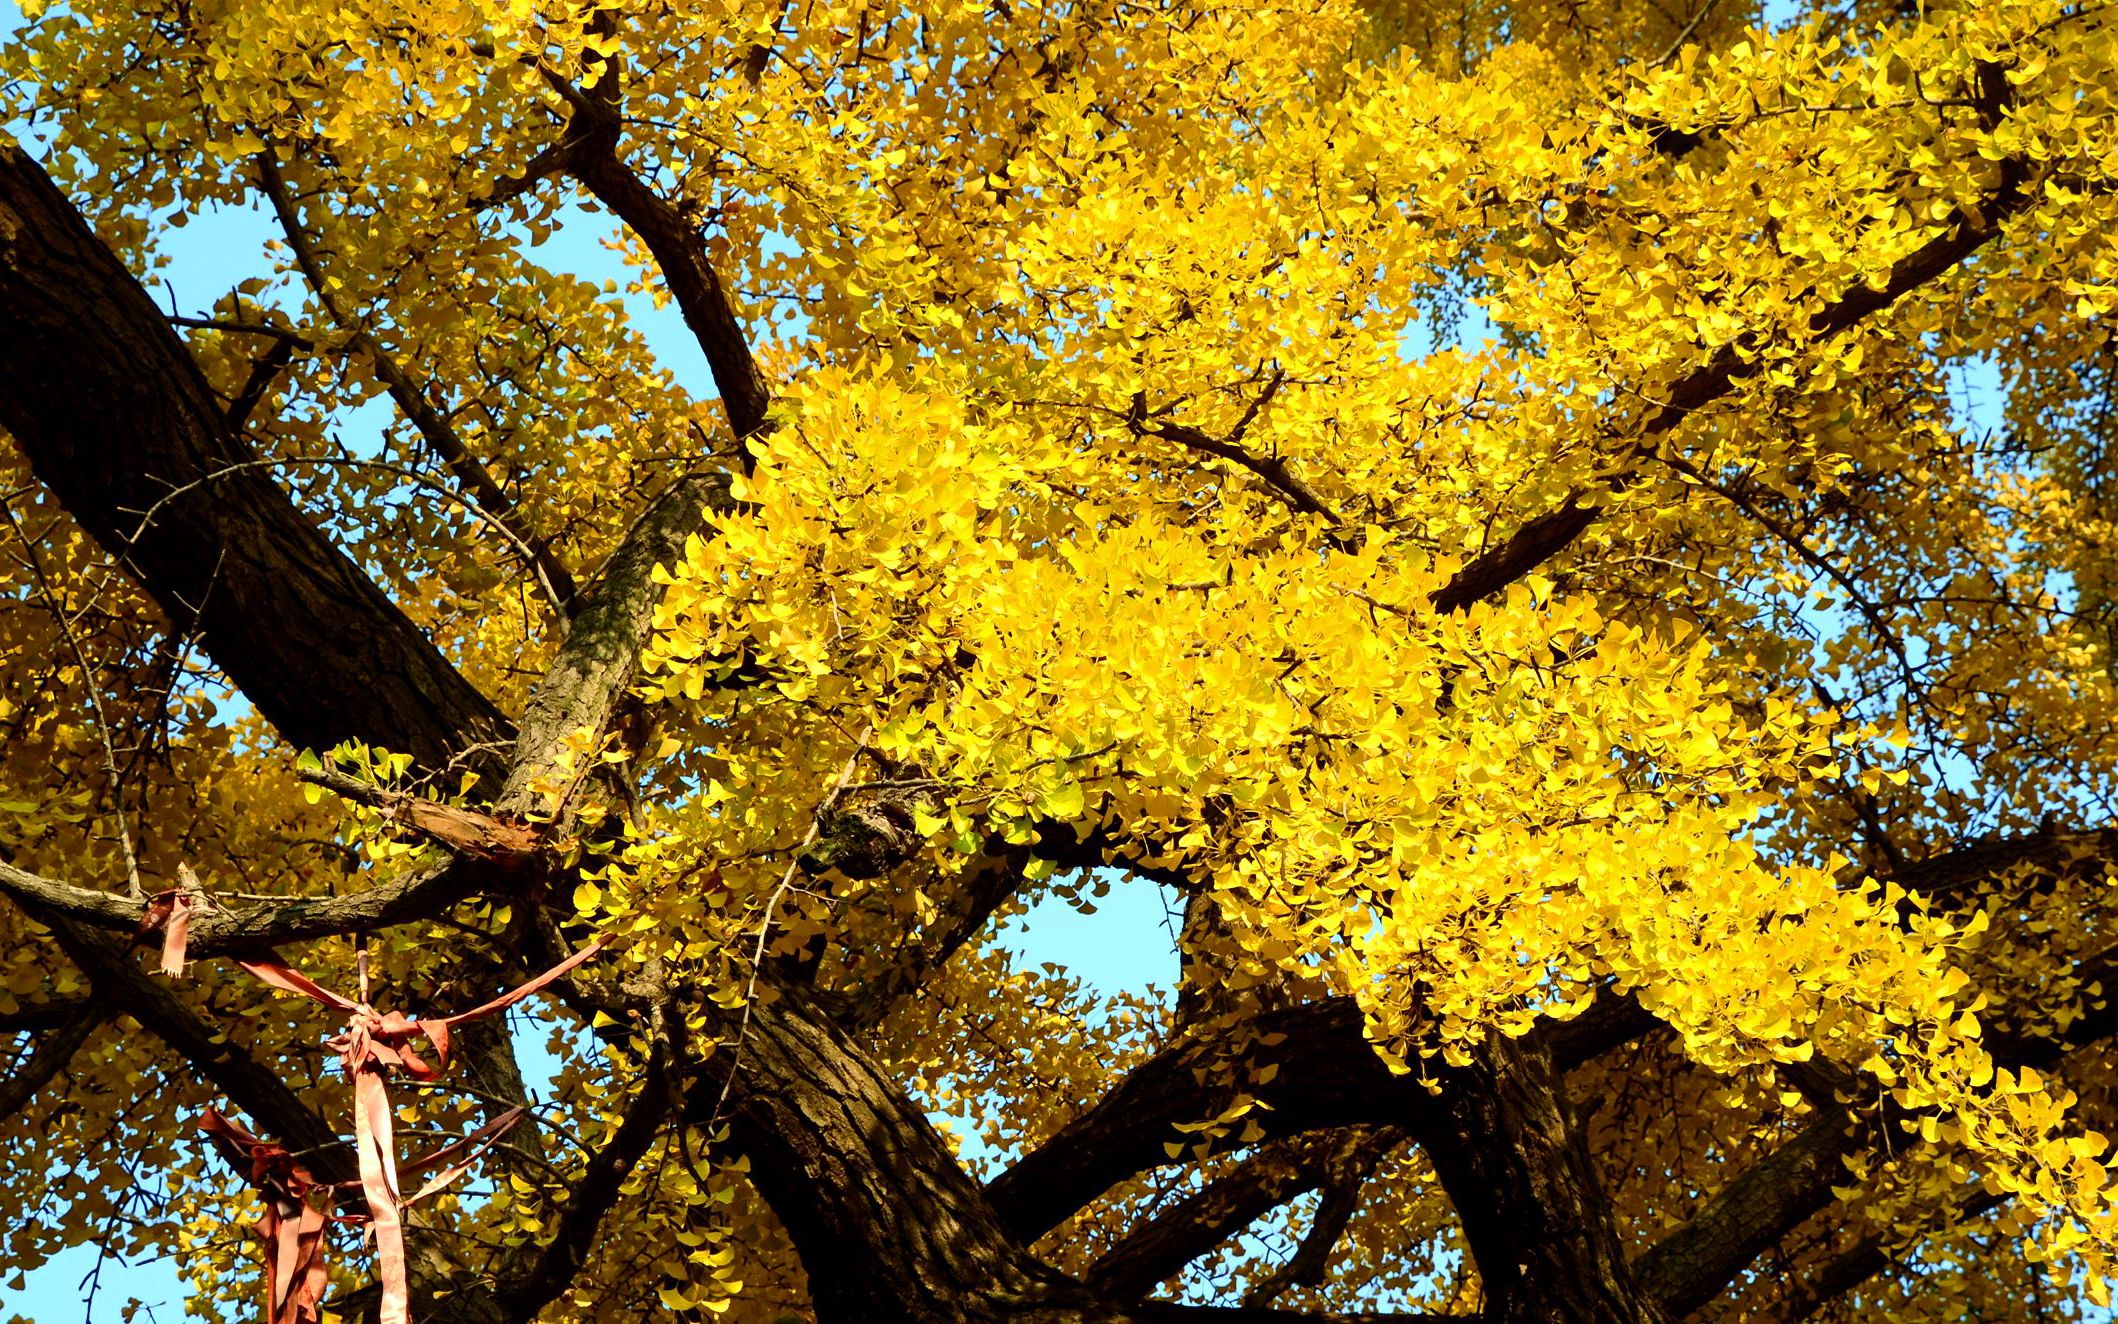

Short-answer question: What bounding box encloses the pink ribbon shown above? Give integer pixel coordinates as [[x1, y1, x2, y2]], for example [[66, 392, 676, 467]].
[[234, 937, 607, 1324], [199, 1105, 530, 1324], [138, 866, 214, 976]]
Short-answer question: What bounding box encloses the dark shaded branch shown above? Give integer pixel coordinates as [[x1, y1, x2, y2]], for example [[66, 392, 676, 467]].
[[840, 841, 1045, 1031], [1782, 1189, 2009, 1323], [1429, 498, 1602, 615], [166, 314, 316, 346], [1143, 421, 1339, 524], [1088, 1133, 1389, 1303], [0, 1002, 101, 1115], [0, 993, 93, 1035], [486, 46, 774, 445], [683, 978, 1111, 1323], [222, 334, 301, 432], [500, 1054, 674, 1321], [1629, 1108, 1862, 1317], [991, 991, 1659, 1246], [564, 148, 774, 446], [0, 138, 516, 782], [986, 999, 1436, 1244], [1882, 823, 2118, 900], [1243, 1130, 1390, 1306]]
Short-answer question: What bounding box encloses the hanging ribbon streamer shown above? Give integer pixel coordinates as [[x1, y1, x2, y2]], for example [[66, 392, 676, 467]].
[[138, 864, 216, 976], [198, 1111, 338, 1324], [199, 1105, 531, 1324], [224, 936, 608, 1324]]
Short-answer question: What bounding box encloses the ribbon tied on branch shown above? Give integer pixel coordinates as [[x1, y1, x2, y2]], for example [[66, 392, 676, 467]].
[[204, 936, 609, 1324]]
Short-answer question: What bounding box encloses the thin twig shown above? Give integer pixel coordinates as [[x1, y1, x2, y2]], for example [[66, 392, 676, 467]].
[[121, 455, 568, 615], [1653, 0, 1730, 68], [0, 500, 144, 898], [253, 151, 579, 613]]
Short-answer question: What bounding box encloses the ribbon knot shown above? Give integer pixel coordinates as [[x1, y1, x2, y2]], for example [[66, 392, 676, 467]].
[[137, 863, 217, 976], [215, 936, 608, 1324]]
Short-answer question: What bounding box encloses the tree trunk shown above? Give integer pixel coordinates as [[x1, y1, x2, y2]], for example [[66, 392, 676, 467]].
[[1422, 1031, 1665, 1324], [695, 981, 1122, 1324]]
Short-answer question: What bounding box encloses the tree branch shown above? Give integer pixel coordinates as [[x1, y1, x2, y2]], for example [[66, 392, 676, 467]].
[[0, 1002, 101, 1116], [487, 39, 774, 446], [1782, 1189, 2008, 1323], [500, 1054, 674, 1321], [0, 138, 516, 782], [1242, 1129, 1389, 1306], [496, 471, 732, 817], [0, 854, 487, 956], [990, 989, 1657, 1246], [839, 841, 1047, 1031], [1629, 1108, 1862, 1317], [1427, 134, 2034, 616], [1090, 1129, 1401, 1305], [254, 152, 580, 613]]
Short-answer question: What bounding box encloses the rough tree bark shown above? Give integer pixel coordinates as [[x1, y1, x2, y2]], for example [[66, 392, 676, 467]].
[[1421, 1033, 1666, 1324], [0, 141, 513, 780]]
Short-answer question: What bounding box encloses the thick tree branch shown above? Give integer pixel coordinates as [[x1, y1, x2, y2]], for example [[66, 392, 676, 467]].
[[1629, 1108, 1862, 1317], [496, 471, 732, 816], [683, 977, 1113, 1323], [0, 848, 495, 956], [991, 992, 1657, 1246], [987, 1000, 1437, 1245], [0, 993, 93, 1035], [564, 150, 774, 446], [0, 139, 516, 782], [1881, 822, 2118, 901]]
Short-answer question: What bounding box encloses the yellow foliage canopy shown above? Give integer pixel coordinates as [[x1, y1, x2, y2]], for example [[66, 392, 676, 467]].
[[0, 0, 2115, 1320]]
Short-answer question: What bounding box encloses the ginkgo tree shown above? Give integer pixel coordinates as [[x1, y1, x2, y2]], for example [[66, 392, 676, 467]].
[[0, 0, 2114, 1319]]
